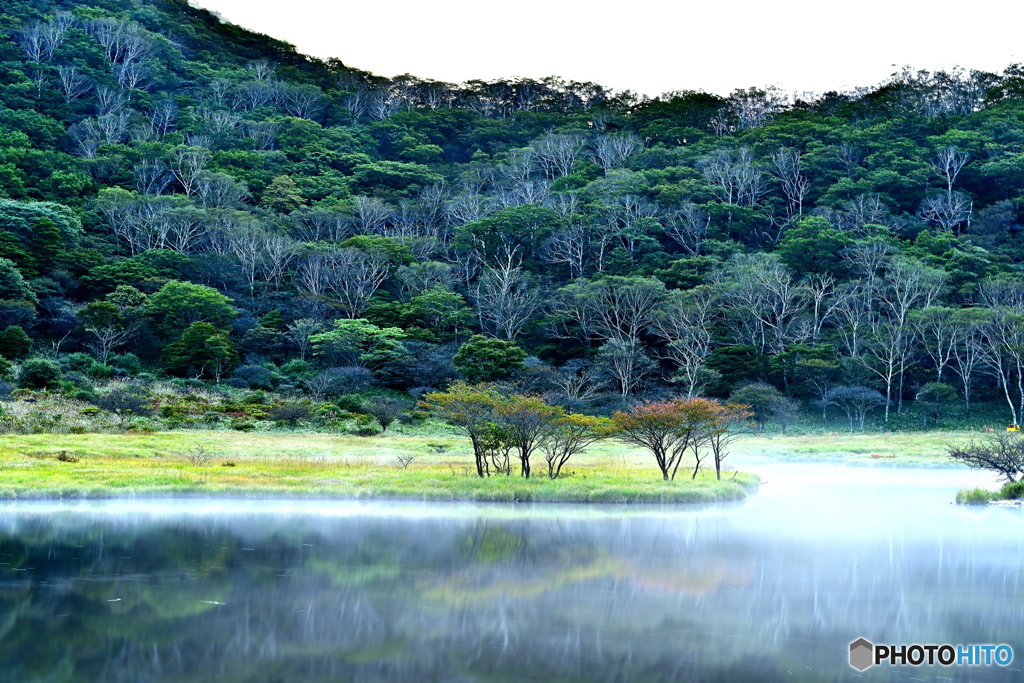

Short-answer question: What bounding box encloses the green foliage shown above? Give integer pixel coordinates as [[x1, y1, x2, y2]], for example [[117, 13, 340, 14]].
[[453, 335, 527, 383], [956, 488, 993, 505], [0, 325, 31, 360], [146, 281, 236, 339], [18, 357, 62, 389], [162, 322, 239, 380]]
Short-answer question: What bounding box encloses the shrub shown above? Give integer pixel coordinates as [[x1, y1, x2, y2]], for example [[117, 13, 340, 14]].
[[232, 365, 275, 390], [280, 359, 313, 379], [72, 389, 96, 402], [19, 358, 62, 389], [109, 353, 142, 375], [241, 390, 269, 405], [94, 385, 152, 418], [184, 446, 214, 466], [270, 403, 313, 428], [956, 488, 993, 505], [998, 480, 1024, 500], [0, 325, 31, 360]]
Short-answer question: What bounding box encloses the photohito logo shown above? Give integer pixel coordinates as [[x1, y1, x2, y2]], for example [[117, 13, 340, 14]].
[[849, 638, 1014, 671]]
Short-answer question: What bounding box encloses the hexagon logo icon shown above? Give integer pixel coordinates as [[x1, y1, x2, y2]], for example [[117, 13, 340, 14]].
[[849, 638, 875, 671]]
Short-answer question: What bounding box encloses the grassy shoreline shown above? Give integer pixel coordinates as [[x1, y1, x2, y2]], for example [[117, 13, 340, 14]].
[[0, 428, 976, 503], [0, 431, 758, 504]]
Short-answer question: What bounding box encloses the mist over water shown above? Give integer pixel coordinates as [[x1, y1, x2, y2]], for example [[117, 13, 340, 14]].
[[1, 464, 1022, 682]]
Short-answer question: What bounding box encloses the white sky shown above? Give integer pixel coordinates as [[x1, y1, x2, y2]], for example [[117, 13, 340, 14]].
[[189, 0, 1024, 98]]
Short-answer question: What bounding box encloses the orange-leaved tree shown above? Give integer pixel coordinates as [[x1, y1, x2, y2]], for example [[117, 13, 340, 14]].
[[612, 398, 736, 481]]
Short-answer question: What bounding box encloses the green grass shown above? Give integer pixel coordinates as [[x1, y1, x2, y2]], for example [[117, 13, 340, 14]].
[[956, 479, 1024, 505], [731, 430, 975, 466], [0, 430, 757, 504], [955, 488, 994, 505]]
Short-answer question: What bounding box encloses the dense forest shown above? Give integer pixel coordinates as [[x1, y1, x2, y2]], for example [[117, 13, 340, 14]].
[[4, 0, 1024, 432]]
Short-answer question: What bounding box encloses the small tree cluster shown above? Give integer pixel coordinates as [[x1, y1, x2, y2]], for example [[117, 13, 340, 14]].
[[421, 382, 612, 479], [612, 398, 751, 481]]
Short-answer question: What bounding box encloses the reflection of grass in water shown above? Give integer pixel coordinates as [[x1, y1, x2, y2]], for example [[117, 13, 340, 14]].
[[0, 431, 757, 503]]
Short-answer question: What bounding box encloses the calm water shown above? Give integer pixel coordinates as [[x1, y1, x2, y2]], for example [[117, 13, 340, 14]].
[[1, 463, 1022, 682]]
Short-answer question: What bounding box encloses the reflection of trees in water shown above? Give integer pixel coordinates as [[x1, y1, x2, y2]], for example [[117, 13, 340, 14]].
[[1, 510, 1023, 682]]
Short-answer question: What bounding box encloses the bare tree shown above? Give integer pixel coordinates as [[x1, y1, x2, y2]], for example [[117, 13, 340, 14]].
[[724, 254, 809, 355], [918, 191, 972, 233], [56, 65, 91, 103], [948, 433, 1024, 482], [654, 286, 719, 397], [699, 147, 767, 206], [933, 146, 970, 198], [532, 133, 586, 178], [148, 100, 178, 136], [543, 224, 590, 279], [133, 160, 173, 196], [291, 209, 351, 243], [281, 84, 326, 119], [351, 196, 392, 234], [825, 386, 886, 431], [664, 202, 710, 255], [770, 148, 810, 218], [473, 259, 542, 340], [296, 248, 390, 317], [597, 339, 656, 397], [169, 146, 210, 197], [592, 132, 642, 170]]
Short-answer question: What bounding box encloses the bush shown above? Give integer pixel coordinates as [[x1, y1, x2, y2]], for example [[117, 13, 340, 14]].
[[956, 488, 993, 505], [73, 389, 96, 402], [241, 390, 269, 405], [270, 403, 313, 428], [232, 365, 276, 390], [0, 325, 31, 360], [94, 385, 152, 418], [280, 359, 313, 379], [998, 480, 1024, 500], [109, 353, 142, 376], [19, 358, 62, 389]]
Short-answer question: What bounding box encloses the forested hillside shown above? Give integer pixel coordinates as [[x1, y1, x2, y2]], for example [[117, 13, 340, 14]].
[[4, 0, 1024, 431]]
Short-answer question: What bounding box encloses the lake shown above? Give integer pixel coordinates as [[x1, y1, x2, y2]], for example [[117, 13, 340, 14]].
[[1, 462, 1022, 682]]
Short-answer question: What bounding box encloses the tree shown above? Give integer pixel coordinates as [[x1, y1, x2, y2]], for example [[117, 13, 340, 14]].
[[824, 386, 886, 431], [654, 286, 719, 397], [728, 382, 793, 431], [0, 325, 32, 360], [78, 301, 134, 363], [596, 339, 656, 397], [948, 434, 1024, 483], [421, 382, 502, 477], [473, 262, 542, 340], [162, 322, 238, 382], [492, 394, 562, 478], [611, 398, 721, 481], [453, 335, 526, 383], [540, 413, 613, 479], [707, 402, 753, 480], [145, 281, 236, 339], [916, 382, 957, 427], [363, 397, 409, 432]]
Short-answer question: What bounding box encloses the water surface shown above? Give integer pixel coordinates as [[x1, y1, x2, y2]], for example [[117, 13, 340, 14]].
[[1, 463, 1022, 682]]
